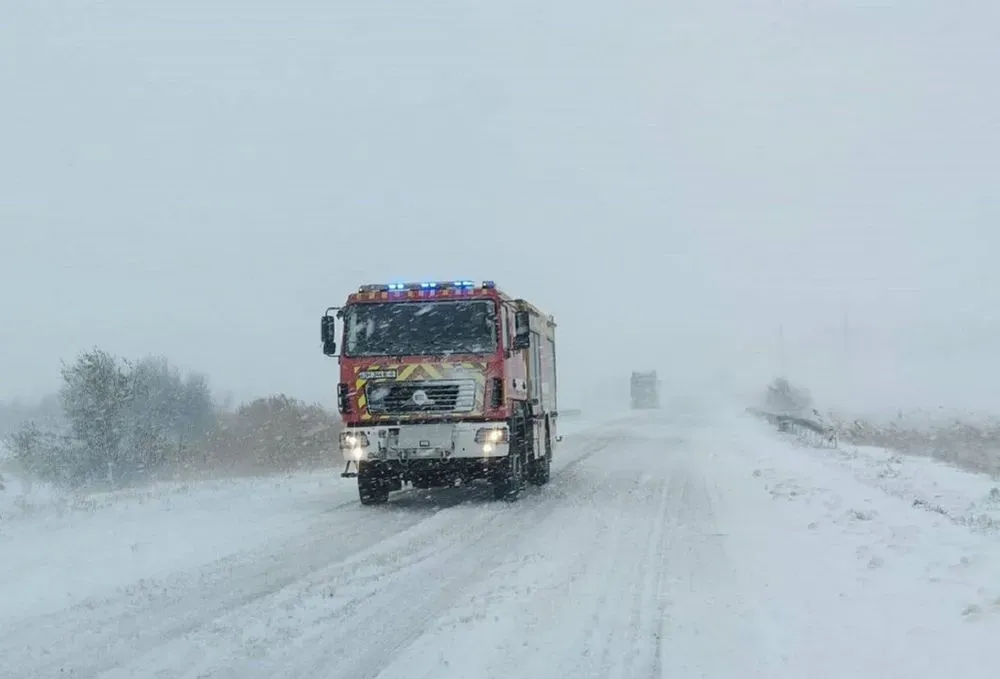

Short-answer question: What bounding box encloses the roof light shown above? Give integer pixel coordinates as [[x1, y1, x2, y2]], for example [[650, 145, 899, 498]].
[[359, 280, 487, 293], [482, 280, 496, 289]]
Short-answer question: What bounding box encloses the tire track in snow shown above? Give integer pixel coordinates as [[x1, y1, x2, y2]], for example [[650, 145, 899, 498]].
[[167, 436, 617, 679], [655, 449, 766, 678], [580, 474, 670, 679], [637, 475, 671, 679], [588, 457, 674, 679], [1, 433, 615, 679], [1, 486, 499, 679], [370, 434, 686, 679], [3, 499, 421, 678], [63, 436, 615, 679]]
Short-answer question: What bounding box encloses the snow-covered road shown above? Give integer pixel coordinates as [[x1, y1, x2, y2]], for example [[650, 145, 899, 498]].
[[3, 410, 1000, 678]]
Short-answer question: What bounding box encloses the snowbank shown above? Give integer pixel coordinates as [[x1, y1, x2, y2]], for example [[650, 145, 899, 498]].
[[0, 467, 347, 625], [734, 413, 1000, 633], [755, 411, 1000, 533], [824, 443, 1000, 533]]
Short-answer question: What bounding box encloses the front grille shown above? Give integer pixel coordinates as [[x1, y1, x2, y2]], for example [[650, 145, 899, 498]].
[[366, 379, 476, 414]]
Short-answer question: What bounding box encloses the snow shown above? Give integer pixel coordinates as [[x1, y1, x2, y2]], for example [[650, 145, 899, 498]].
[[0, 471, 349, 627], [713, 415, 1000, 676], [0, 442, 57, 524], [2, 409, 1000, 677], [792, 435, 1000, 534], [0, 471, 62, 522]]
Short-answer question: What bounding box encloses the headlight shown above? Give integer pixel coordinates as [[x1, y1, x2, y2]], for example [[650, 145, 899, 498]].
[[475, 427, 508, 444], [340, 431, 370, 450]]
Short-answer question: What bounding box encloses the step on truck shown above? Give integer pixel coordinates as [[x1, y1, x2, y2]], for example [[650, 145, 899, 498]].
[[320, 280, 560, 505], [630, 370, 660, 409]]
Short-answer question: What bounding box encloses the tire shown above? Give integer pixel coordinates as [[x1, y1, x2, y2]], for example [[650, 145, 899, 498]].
[[493, 406, 527, 501], [528, 421, 552, 486], [493, 447, 524, 501], [359, 481, 389, 505], [358, 464, 390, 505], [529, 453, 551, 486], [529, 455, 551, 486], [410, 476, 432, 490]]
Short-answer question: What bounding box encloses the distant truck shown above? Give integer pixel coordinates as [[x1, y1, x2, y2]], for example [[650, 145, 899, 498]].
[[321, 280, 560, 505], [629, 370, 660, 409]]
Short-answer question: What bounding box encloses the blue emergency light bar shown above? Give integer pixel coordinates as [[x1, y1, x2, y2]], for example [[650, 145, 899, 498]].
[[358, 280, 496, 293]]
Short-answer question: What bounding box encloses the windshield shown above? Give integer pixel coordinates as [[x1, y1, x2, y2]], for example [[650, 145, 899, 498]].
[[343, 300, 498, 357]]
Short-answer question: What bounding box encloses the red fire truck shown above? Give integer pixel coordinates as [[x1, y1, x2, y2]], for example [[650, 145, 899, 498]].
[[320, 280, 560, 505]]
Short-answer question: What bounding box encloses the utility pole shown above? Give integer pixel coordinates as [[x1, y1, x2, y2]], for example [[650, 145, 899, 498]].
[[842, 304, 852, 402], [778, 324, 786, 377]]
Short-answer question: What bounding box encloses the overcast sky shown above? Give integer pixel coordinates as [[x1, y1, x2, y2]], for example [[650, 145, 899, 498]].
[[2, 0, 998, 413]]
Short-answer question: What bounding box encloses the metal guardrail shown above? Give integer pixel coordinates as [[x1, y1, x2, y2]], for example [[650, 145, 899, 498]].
[[746, 407, 838, 448]]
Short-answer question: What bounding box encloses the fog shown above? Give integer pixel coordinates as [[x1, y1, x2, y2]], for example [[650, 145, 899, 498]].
[[2, 1, 998, 415]]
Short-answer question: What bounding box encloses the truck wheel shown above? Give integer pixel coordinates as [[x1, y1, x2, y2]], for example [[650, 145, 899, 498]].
[[493, 449, 524, 501], [529, 455, 551, 485], [494, 404, 529, 501], [358, 464, 389, 505], [359, 480, 389, 505], [528, 424, 552, 486]]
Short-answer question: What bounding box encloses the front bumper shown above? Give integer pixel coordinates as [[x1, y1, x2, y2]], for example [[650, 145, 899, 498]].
[[339, 421, 510, 463]]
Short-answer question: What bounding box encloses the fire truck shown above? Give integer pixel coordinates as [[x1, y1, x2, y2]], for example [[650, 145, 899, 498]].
[[320, 280, 560, 505]]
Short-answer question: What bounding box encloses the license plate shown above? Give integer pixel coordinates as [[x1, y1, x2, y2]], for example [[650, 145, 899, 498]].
[[397, 425, 452, 450]]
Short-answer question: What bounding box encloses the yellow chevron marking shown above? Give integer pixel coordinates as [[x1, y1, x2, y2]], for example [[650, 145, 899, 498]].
[[463, 362, 486, 384], [355, 367, 374, 395], [423, 363, 443, 379], [397, 364, 420, 381]]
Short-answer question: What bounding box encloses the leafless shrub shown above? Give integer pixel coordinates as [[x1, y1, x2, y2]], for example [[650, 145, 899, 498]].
[[752, 379, 1000, 479], [830, 415, 1000, 479], [181, 394, 341, 478]]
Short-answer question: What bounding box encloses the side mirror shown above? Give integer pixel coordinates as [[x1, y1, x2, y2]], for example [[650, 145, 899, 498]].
[[512, 309, 531, 350], [321, 315, 337, 356]]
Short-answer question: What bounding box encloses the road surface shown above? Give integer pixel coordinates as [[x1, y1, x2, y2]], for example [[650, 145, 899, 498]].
[[2, 410, 999, 678]]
